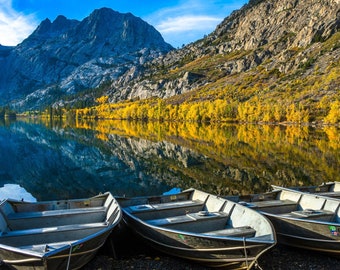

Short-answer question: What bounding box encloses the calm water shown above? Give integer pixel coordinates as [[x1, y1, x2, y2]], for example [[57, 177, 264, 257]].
[[0, 118, 339, 201]]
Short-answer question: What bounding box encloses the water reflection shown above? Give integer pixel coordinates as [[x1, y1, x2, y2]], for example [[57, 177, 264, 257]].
[[0, 118, 339, 201]]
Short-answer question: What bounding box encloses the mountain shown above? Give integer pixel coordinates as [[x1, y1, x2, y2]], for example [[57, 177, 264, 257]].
[[0, 8, 173, 110], [103, 0, 339, 102], [1, 0, 339, 120], [79, 0, 336, 123]]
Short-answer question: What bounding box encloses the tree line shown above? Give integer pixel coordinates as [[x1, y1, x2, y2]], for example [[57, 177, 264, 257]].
[[73, 97, 340, 124]]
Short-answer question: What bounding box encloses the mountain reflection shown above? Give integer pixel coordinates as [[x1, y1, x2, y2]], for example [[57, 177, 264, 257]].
[[0, 118, 339, 201]]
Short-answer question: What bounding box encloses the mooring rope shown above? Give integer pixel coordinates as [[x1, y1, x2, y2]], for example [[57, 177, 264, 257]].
[[243, 237, 249, 269], [254, 260, 264, 270], [66, 243, 72, 270]]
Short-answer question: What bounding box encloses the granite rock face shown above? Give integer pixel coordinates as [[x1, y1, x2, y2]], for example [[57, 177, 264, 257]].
[[0, 8, 173, 110]]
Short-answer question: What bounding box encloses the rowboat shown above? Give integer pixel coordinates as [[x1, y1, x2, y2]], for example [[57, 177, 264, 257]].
[[288, 181, 340, 198], [228, 186, 340, 256], [0, 192, 122, 270], [116, 188, 276, 269]]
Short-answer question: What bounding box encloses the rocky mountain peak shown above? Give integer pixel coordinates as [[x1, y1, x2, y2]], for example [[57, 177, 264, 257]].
[[31, 15, 79, 38], [0, 8, 173, 110], [33, 18, 52, 35], [76, 8, 170, 50]]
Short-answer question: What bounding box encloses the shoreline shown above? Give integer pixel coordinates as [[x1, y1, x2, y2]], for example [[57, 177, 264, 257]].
[[0, 234, 339, 270], [83, 243, 340, 270], [81, 226, 340, 270]]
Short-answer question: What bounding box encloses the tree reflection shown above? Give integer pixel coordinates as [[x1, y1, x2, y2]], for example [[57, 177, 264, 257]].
[[72, 120, 340, 195]]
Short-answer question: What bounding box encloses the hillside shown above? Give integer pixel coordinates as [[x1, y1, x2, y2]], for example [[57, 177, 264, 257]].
[[71, 0, 340, 124]]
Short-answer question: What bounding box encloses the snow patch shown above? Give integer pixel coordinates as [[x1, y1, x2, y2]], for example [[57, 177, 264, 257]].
[[0, 184, 37, 202]]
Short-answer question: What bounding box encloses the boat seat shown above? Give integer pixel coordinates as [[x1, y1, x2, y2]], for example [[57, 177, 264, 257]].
[[128, 200, 204, 213], [0, 222, 108, 238], [0, 222, 109, 249], [6, 207, 107, 230], [127, 200, 205, 220], [7, 206, 107, 219], [145, 211, 230, 233], [204, 226, 256, 238], [241, 199, 298, 214], [147, 211, 228, 226], [280, 209, 334, 221]]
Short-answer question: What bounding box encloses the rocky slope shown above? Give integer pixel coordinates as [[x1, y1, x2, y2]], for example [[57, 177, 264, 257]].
[[103, 0, 339, 103], [0, 8, 173, 110]]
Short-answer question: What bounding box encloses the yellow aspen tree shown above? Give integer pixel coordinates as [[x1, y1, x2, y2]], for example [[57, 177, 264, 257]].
[[324, 100, 340, 124], [96, 96, 109, 104]]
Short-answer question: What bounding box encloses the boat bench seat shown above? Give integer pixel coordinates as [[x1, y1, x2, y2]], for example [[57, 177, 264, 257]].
[[128, 200, 204, 213], [146, 211, 229, 233], [0, 222, 108, 238], [7, 206, 107, 220], [147, 211, 228, 226], [280, 209, 334, 221], [241, 199, 298, 214], [126, 200, 205, 220], [6, 207, 108, 230], [204, 226, 256, 238], [0, 222, 109, 249]]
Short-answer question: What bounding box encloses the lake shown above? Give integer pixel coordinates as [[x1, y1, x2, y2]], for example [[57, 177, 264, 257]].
[[0, 117, 339, 201]]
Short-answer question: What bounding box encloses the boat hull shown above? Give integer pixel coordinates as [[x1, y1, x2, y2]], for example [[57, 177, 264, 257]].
[[0, 192, 122, 270], [0, 229, 113, 270], [265, 213, 340, 256], [118, 189, 276, 269], [123, 214, 270, 269], [232, 185, 340, 257]]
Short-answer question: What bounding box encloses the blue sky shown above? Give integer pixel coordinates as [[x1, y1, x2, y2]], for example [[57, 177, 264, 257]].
[[0, 0, 248, 47]]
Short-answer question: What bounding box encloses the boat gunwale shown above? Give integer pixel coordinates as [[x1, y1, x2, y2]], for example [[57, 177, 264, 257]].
[[272, 185, 340, 201]]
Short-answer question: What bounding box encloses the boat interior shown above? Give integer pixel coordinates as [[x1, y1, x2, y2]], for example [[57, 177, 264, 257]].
[[231, 187, 340, 223], [120, 189, 275, 241], [0, 193, 119, 253]]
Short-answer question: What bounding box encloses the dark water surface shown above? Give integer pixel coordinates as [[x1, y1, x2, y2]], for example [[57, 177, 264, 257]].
[[0, 118, 339, 201]]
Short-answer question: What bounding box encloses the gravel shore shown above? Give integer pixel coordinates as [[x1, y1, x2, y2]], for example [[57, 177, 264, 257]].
[[1, 227, 339, 270], [82, 226, 340, 270], [1, 240, 338, 270], [83, 243, 340, 270]]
